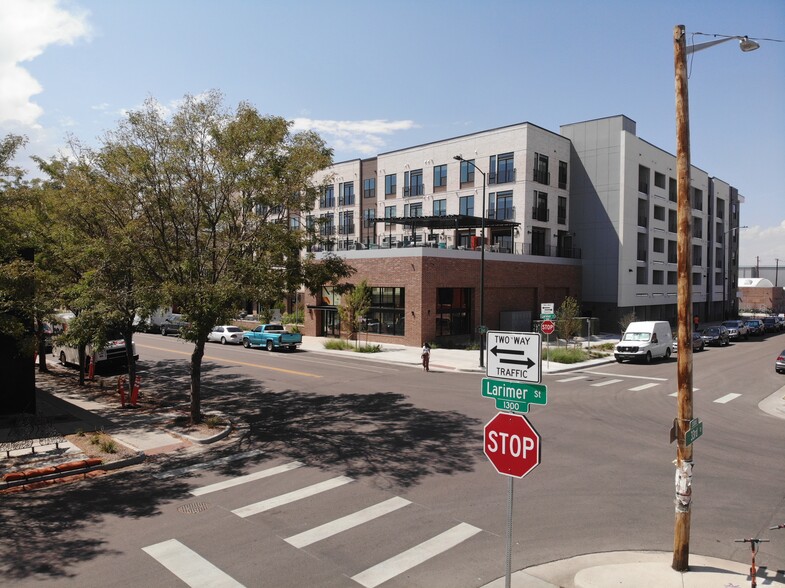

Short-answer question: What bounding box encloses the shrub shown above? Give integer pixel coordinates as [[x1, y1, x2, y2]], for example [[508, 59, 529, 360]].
[[544, 347, 588, 363], [355, 344, 382, 353], [99, 439, 117, 453], [323, 339, 354, 350], [204, 415, 225, 429]]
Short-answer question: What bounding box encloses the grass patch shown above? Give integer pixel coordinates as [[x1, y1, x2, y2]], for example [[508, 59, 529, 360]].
[[544, 347, 588, 363], [204, 415, 226, 429], [99, 439, 117, 453], [593, 342, 616, 351], [355, 344, 382, 353], [323, 339, 354, 350]]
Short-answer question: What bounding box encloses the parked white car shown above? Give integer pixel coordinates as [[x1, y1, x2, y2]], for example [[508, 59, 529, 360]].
[[207, 325, 244, 345]]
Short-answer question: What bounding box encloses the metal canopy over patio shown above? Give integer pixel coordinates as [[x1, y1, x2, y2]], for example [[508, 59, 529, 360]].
[[375, 214, 519, 231]]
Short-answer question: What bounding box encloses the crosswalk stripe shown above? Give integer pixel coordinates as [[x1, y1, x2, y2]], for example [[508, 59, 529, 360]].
[[156, 450, 266, 480], [629, 383, 659, 392], [556, 375, 586, 383], [232, 476, 353, 518], [285, 496, 411, 548], [143, 539, 245, 587], [714, 393, 741, 404], [590, 379, 622, 387], [190, 461, 302, 496], [350, 522, 481, 588]]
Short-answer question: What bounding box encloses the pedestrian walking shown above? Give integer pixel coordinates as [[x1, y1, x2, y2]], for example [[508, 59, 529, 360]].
[[421, 342, 431, 372]]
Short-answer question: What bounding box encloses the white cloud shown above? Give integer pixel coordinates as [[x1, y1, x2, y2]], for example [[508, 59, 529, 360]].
[[0, 0, 90, 127], [291, 118, 418, 156], [739, 220, 785, 267]]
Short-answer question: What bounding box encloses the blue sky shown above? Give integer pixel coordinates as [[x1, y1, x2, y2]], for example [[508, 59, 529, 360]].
[[1, 0, 783, 268]]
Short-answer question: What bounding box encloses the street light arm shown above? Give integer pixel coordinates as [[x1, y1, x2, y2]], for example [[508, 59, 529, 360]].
[[687, 35, 759, 55]]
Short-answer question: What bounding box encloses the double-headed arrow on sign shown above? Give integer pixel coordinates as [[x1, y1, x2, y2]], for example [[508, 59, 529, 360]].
[[490, 346, 535, 369]]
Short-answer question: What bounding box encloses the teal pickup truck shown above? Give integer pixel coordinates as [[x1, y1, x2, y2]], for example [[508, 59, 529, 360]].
[[242, 324, 302, 351]]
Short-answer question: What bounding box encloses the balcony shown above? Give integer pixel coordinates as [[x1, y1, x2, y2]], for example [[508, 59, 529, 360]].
[[533, 169, 550, 185], [488, 206, 516, 221], [338, 223, 355, 235], [403, 184, 424, 197], [532, 206, 549, 222]]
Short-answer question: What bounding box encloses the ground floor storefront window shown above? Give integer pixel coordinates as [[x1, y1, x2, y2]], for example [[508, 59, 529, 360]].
[[436, 288, 472, 337], [361, 287, 406, 336]]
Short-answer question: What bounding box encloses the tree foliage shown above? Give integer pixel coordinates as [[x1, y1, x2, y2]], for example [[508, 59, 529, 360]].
[[555, 296, 582, 346], [338, 279, 371, 347]]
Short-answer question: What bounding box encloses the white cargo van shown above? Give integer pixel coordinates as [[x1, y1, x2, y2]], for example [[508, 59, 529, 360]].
[[615, 321, 673, 363]]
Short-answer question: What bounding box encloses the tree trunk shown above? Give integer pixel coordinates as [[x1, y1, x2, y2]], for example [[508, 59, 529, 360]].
[[77, 343, 87, 386], [124, 332, 136, 394], [37, 338, 49, 373], [190, 339, 205, 424]]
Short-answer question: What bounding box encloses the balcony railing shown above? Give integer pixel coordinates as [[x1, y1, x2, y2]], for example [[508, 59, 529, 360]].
[[532, 206, 549, 222], [338, 223, 355, 235], [533, 169, 550, 185], [403, 184, 424, 197], [488, 206, 516, 220]]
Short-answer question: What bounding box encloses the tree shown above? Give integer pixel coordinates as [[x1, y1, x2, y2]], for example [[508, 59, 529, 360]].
[[619, 311, 637, 334], [338, 279, 371, 347], [555, 296, 582, 347], [94, 92, 353, 423]]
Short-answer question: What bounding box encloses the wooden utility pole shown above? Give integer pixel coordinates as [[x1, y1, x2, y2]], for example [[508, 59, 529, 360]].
[[673, 24, 695, 572]]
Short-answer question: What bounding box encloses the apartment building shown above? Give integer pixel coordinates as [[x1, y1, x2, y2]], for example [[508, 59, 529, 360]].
[[297, 115, 743, 343], [560, 115, 743, 328]]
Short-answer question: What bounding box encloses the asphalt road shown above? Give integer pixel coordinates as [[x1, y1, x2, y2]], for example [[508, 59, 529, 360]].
[[2, 332, 784, 587]]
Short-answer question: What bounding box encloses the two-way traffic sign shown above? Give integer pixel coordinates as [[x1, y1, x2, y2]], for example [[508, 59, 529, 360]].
[[486, 331, 541, 383]]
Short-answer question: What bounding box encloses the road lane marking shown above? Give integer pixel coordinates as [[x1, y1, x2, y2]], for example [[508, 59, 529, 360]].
[[714, 393, 742, 404], [284, 496, 411, 548], [669, 388, 699, 397], [629, 383, 660, 392], [350, 522, 482, 588], [190, 462, 302, 496], [232, 476, 353, 518], [556, 376, 586, 383], [586, 370, 669, 381], [143, 539, 245, 587], [137, 342, 323, 378], [590, 379, 623, 387]]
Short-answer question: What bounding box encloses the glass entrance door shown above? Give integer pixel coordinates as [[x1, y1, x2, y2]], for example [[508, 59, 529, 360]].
[[321, 309, 341, 337]]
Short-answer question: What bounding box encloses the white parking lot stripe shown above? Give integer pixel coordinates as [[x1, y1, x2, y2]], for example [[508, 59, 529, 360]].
[[556, 376, 586, 383], [669, 388, 699, 397], [284, 496, 411, 548], [714, 393, 742, 404], [350, 522, 481, 588], [190, 462, 302, 496], [629, 383, 659, 392], [590, 379, 623, 387], [143, 539, 245, 587], [232, 476, 353, 518]]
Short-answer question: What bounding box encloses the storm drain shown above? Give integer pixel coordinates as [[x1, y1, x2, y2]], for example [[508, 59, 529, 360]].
[[177, 502, 210, 515]]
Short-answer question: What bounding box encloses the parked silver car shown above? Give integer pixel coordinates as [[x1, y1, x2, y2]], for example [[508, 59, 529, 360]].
[[721, 320, 749, 341], [207, 325, 244, 345], [672, 332, 705, 353]]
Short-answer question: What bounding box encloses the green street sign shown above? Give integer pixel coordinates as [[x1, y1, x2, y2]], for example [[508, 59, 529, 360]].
[[540, 313, 556, 320], [685, 418, 704, 446], [482, 378, 547, 414]]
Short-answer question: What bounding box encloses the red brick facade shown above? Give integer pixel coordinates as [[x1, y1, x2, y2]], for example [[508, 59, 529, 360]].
[[303, 249, 582, 346]]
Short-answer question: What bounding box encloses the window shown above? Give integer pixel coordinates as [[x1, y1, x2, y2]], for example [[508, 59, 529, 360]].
[[385, 174, 397, 196], [338, 211, 354, 234], [654, 171, 666, 190], [668, 240, 677, 263], [692, 272, 702, 286], [654, 205, 665, 221], [653, 270, 664, 285], [669, 177, 677, 202], [363, 178, 375, 198], [716, 199, 725, 219], [384, 205, 396, 226], [459, 195, 474, 216], [339, 182, 354, 206], [491, 191, 513, 220], [693, 216, 702, 239], [637, 267, 647, 285], [435, 288, 471, 337], [433, 199, 447, 216], [532, 191, 548, 222], [653, 238, 664, 253], [637, 233, 648, 261], [716, 222, 725, 244], [558, 161, 568, 189], [715, 272, 723, 286], [363, 208, 375, 228], [530, 227, 547, 255], [667, 271, 677, 285], [637, 199, 648, 228], [433, 164, 447, 188], [533, 153, 549, 184], [496, 152, 514, 184], [362, 287, 406, 336], [404, 202, 423, 217], [460, 160, 475, 184], [668, 209, 677, 232], [319, 213, 335, 236], [320, 185, 334, 208], [692, 188, 703, 211], [557, 196, 567, 225], [638, 165, 650, 195], [692, 244, 702, 266], [404, 169, 423, 196]]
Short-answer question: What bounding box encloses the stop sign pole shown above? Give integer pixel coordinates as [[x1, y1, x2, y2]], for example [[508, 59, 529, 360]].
[[484, 412, 541, 588]]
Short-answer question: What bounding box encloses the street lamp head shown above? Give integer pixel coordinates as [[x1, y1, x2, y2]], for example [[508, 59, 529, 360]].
[[739, 36, 760, 52], [453, 155, 463, 162]]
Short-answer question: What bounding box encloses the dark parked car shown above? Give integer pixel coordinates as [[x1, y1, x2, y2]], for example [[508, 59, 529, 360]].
[[701, 325, 730, 347], [160, 314, 189, 336], [721, 320, 749, 341], [672, 332, 705, 353], [745, 319, 764, 336], [762, 317, 779, 334]]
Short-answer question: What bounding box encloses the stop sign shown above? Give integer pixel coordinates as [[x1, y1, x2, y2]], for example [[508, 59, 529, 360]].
[[541, 320, 555, 335], [484, 413, 541, 478]]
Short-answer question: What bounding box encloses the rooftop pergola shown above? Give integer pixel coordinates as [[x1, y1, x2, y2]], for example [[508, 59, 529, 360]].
[[374, 214, 519, 231]]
